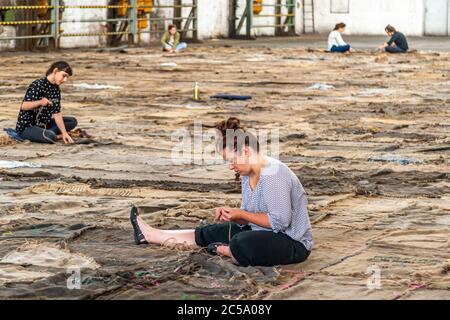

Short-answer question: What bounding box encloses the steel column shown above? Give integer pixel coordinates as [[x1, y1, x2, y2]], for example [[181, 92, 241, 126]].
[[129, 0, 138, 46], [50, 0, 59, 49]]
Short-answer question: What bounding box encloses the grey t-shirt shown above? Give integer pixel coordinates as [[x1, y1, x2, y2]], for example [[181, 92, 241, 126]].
[[240, 156, 314, 251]]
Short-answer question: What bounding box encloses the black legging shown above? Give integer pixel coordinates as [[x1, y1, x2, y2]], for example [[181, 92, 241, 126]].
[[195, 222, 311, 267], [386, 46, 407, 53], [19, 116, 77, 144]]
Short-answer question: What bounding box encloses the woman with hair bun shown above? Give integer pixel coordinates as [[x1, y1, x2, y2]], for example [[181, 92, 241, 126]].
[[328, 22, 354, 53], [130, 117, 313, 267]]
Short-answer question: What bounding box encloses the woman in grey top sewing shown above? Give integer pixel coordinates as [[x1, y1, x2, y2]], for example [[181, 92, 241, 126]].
[[130, 117, 313, 267]]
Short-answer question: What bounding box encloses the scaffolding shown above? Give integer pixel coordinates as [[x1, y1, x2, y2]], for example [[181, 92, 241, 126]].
[[302, 0, 315, 33], [145, 0, 198, 44], [0, 0, 198, 49], [0, 1, 304, 49], [229, 0, 296, 39]]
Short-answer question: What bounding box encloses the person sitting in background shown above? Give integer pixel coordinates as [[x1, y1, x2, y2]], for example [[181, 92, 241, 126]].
[[379, 25, 409, 53], [328, 22, 354, 54], [161, 24, 187, 53], [15, 61, 77, 144]]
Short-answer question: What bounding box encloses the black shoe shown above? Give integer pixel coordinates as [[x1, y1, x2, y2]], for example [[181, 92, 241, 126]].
[[206, 242, 228, 255], [130, 206, 148, 245]]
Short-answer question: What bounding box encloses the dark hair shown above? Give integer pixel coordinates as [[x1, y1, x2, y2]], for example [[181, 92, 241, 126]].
[[385, 25, 396, 33], [334, 22, 346, 31], [168, 24, 176, 31], [46, 61, 73, 77], [215, 117, 260, 153]]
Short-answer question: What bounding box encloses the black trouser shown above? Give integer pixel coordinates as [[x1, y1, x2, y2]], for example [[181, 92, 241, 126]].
[[386, 46, 407, 53], [20, 116, 77, 144], [195, 222, 311, 267]]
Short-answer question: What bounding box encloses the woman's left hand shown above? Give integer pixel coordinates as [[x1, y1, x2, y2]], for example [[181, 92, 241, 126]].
[[62, 132, 74, 144]]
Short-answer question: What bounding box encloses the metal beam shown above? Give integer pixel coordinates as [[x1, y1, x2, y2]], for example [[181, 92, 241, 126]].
[[174, 0, 182, 29], [275, 0, 282, 36], [129, 0, 138, 46], [50, 0, 59, 49], [228, 0, 237, 38], [231, 0, 295, 40]]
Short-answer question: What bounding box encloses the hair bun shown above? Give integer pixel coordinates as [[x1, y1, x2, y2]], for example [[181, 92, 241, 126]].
[[215, 117, 242, 135]]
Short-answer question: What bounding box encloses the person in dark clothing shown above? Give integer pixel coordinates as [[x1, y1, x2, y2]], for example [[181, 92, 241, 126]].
[[379, 25, 409, 53], [16, 61, 77, 144]]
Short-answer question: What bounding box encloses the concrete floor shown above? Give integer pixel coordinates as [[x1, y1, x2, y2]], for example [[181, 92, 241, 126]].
[[1, 34, 449, 54], [202, 35, 450, 52], [0, 38, 449, 300]]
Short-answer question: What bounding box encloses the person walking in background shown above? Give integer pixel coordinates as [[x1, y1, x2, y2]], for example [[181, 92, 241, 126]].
[[328, 22, 354, 54], [379, 25, 409, 53]]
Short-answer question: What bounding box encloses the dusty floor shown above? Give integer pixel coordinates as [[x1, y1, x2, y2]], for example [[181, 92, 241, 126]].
[[204, 35, 450, 52], [0, 39, 449, 300]]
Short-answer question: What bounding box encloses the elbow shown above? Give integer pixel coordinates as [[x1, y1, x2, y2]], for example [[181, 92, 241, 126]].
[[268, 213, 291, 232], [280, 218, 291, 229], [20, 102, 31, 111]]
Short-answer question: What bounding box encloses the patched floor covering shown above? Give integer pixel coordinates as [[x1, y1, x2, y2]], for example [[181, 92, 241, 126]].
[[0, 41, 449, 299]]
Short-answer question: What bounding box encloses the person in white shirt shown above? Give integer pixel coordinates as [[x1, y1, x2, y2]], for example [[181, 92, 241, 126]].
[[328, 22, 353, 54]]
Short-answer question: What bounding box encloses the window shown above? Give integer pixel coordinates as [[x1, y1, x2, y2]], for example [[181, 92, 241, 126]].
[[330, 0, 350, 14]]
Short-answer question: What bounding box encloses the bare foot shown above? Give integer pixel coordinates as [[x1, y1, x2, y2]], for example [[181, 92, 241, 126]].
[[216, 245, 239, 264]]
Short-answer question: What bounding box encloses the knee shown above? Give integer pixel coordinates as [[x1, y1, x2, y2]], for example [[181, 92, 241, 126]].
[[194, 226, 207, 247], [43, 130, 57, 143], [65, 117, 78, 130], [69, 117, 78, 126], [229, 233, 252, 267]]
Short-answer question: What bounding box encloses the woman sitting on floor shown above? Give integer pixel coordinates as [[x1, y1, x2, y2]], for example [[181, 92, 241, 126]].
[[15, 61, 77, 144], [130, 117, 314, 267], [379, 25, 409, 54], [161, 24, 188, 53], [328, 22, 354, 54]]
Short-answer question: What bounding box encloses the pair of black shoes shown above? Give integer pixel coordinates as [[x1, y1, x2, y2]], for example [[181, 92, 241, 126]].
[[130, 206, 148, 245]]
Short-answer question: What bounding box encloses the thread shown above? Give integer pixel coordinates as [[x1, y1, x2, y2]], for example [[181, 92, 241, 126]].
[[36, 101, 56, 144]]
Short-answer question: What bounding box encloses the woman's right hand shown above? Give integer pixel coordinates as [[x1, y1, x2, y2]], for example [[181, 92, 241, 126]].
[[40, 97, 53, 107], [214, 207, 230, 221]]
